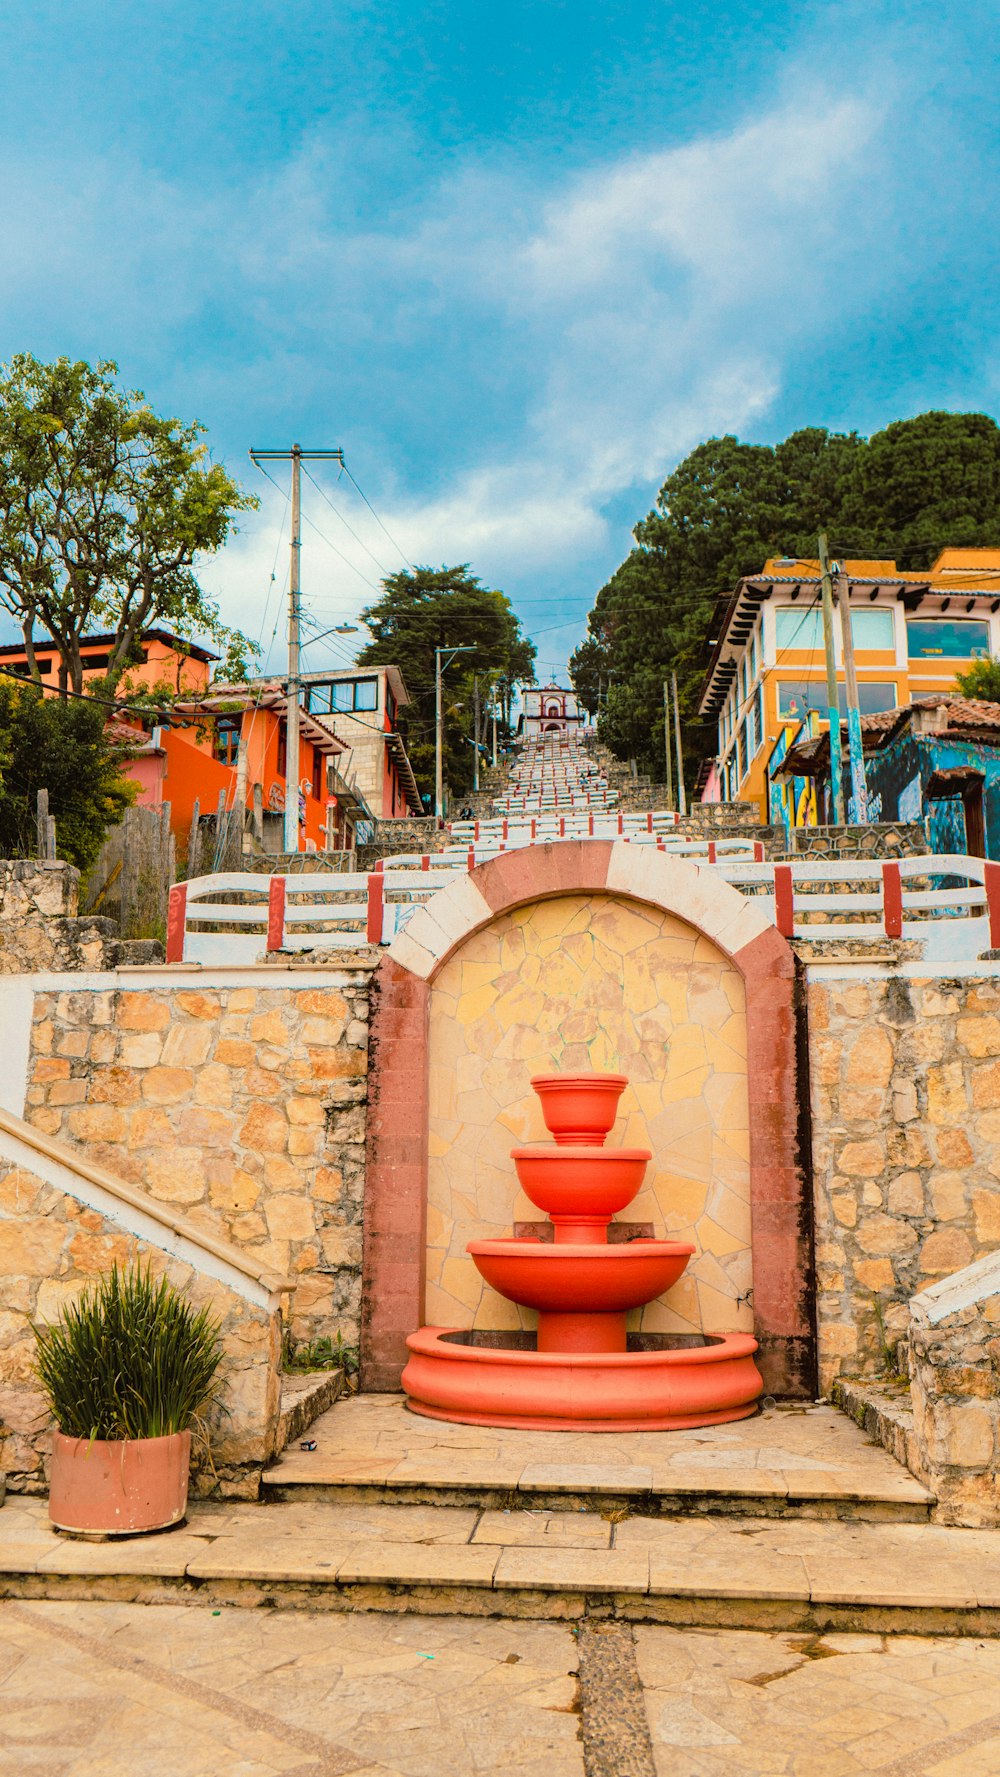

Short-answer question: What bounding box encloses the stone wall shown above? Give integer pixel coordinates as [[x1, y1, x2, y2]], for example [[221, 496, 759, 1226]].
[[907, 1255, 1000, 1527], [782, 823, 929, 860], [23, 974, 374, 1347], [0, 860, 118, 974], [357, 817, 443, 868], [808, 970, 1000, 1391], [0, 1154, 282, 1497]]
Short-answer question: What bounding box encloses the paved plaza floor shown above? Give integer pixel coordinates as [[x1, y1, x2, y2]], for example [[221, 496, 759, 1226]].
[[5, 1600, 1000, 1775]]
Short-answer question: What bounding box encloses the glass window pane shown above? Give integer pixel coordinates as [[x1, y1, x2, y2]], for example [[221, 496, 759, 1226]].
[[854, 682, 897, 715], [777, 680, 826, 719], [775, 608, 824, 651], [754, 685, 764, 751], [306, 684, 332, 714], [353, 678, 378, 711], [906, 619, 991, 659], [331, 681, 354, 711], [851, 608, 894, 650], [777, 679, 897, 718], [736, 722, 747, 781]]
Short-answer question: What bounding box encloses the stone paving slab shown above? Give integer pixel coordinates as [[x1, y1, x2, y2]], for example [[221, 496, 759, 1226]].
[[4, 1495, 1000, 1631], [7, 1601, 1000, 1774], [263, 1397, 934, 1519]]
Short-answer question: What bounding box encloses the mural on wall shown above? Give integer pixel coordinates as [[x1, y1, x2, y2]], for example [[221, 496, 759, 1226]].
[[767, 715, 820, 834], [426, 892, 752, 1341]]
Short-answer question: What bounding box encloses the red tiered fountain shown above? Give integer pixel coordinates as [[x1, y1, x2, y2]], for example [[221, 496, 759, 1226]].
[[402, 1072, 763, 1430]]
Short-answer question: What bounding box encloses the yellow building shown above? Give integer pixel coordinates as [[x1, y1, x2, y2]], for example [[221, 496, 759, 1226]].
[[697, 548, 1000, 819]]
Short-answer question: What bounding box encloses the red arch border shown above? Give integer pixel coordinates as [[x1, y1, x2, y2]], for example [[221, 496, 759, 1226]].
[[361, 843, 815, 1398]]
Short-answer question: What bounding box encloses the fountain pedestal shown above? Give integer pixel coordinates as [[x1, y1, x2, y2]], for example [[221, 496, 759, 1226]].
[[402, 1072, 763, 1430]]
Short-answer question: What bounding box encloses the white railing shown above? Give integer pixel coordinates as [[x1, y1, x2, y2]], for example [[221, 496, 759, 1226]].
[[166, 849, 1000, 965]]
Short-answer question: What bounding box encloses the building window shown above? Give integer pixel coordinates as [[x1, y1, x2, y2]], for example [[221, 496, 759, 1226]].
[[276, 729, 287, 778], [776, 680, 898, 720], [851, 608, 895, 651], [753, 684, 764, 752], [213, 717, 241, 766], [736, 722, 747, 783], [306, 677, 380, 715], [775, 608, 824, 652], [906, 618, 991, 660]]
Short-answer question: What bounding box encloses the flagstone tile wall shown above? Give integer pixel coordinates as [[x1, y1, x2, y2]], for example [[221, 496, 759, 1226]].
[[425, 893, 753, 1338]]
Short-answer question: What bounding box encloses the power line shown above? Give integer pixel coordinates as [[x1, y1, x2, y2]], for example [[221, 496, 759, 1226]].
[[251, 457, 380, 595], [341, 462, 415, 571], [301, 463, 394, 579]]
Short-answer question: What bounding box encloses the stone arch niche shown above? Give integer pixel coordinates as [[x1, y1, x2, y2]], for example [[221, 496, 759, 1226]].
[[361, 841, 815, 1399]]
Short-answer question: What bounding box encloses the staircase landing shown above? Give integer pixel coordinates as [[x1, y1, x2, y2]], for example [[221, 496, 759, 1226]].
[[261, 1395, 933, 1522]]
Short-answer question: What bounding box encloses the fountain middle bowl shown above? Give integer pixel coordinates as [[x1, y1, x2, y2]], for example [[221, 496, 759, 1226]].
[[511, 1144, 652, 1220], [469, 1237, 695, 1311]]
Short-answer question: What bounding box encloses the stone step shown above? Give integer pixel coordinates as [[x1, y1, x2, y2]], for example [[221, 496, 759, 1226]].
[[274, 1368, 344, 1455], [2, 1494, 998, 1635], [259, 1396, 935, 1524]]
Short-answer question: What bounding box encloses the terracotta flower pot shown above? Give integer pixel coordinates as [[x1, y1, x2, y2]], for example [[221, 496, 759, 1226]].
[[48, 1430, 191, 1536], [530, 1072, 628, 1146]]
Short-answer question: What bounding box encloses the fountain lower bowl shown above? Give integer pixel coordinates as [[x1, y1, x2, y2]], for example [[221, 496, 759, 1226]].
[[402, 1327, 763, 1430]]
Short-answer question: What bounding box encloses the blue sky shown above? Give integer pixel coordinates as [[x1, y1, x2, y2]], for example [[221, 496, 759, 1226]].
[[1, 1, 997, 681]]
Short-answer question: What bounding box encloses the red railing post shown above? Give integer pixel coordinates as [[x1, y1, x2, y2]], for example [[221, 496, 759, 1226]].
[[588, 813, 594, 836], [421, 853, 430, 871], [474, 819, 480, 841], [773, 864, 794, 938], [559, 816, 566, 837], [617, 811, 624, 834], [753, 841, 764, 862], [882, 862, 903, 940], [267, 876, 286, 952], [707, 841, 717, 864], [366, 870, 384, 944], [165, 883, 187, 963], [646, 811, 653, 832], [986, 861, 1000, 949], [502, 817, 508, 840], [467, 845, 476, 871]]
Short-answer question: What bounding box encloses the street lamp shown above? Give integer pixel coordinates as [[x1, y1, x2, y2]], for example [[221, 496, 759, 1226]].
[[435, 645, 476, 820]]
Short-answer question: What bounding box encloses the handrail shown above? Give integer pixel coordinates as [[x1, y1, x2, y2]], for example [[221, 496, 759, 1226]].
[[166, 845, 1000, 963]]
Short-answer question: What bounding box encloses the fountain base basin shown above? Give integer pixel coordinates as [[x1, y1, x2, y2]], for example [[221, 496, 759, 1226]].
[[402, 1327, 763, 1431]]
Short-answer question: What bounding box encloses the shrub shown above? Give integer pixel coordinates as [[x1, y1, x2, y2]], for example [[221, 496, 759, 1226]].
[[33, 1263, 224, 1441]]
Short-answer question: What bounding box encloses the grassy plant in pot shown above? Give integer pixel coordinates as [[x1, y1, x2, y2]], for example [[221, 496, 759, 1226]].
[[34, 1264, 224, 1536]]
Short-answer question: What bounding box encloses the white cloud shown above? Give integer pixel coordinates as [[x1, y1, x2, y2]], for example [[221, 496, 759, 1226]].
[[0, 80, 894, 670]]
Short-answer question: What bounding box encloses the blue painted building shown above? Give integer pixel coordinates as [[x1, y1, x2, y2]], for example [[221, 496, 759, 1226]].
[[779, 697, 1000, 858]]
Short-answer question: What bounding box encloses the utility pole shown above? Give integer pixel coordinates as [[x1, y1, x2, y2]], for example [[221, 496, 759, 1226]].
[[835, 563, 867, 822], [473, 674, 480, 793], [662, 680, 674, 809], [818, 533, 845, 825], [671, 672, 687, 815], [435, 644, 475, 820], [249, 443, 344, 852]]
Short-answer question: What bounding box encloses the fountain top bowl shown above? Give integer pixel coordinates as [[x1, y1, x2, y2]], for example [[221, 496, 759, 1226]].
[[530, 1072, 628, 1147]]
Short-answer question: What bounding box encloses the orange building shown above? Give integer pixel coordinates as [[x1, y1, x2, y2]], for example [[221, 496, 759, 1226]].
[[0, 629, 423, 853], [698, 549, 1000, 819]]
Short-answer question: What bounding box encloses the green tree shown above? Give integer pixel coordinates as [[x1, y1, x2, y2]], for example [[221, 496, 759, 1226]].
[[0, 354, 259, 697], [357, 566, 536, 801], [573, 413, 1000, 780], [0, 678, 135, 870], [954, 658, 1000, 702]]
